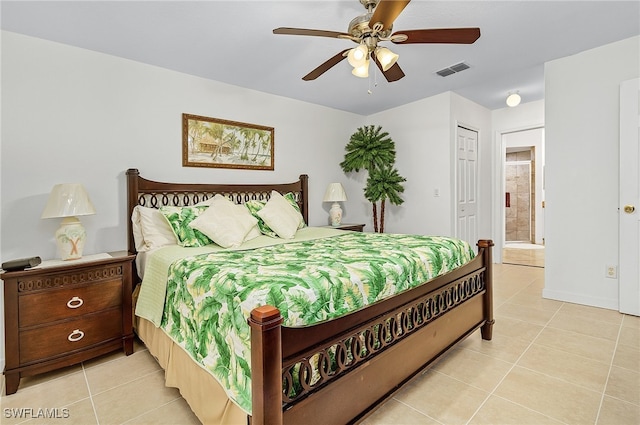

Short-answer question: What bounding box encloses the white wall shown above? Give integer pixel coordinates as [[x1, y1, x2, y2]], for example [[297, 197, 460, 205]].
[[543, 36, 640, 309]]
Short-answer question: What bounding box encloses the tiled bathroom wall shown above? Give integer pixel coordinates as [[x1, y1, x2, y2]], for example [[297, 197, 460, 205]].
[[505, 149, 535, 242]]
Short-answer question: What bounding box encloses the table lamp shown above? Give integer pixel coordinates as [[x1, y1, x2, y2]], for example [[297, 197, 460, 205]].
[[41, 183, 96, 260], [323, 183, 347, 226]]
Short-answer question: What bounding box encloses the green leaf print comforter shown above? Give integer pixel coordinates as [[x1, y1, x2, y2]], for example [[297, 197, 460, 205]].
[[135, 227, 474, 414]]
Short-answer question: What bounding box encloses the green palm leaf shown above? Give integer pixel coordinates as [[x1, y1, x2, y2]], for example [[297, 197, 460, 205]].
[[365, 262, 387, 302], [340, 125, 396, 173], [365, 166, 406, 205], [266, 286, 289, 320]]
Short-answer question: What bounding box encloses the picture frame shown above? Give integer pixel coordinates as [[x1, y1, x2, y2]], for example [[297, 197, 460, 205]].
[[182, 113, 274, 170]]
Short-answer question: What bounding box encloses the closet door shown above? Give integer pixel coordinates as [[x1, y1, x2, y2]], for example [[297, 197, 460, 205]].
[[456, 126, 478, 247]]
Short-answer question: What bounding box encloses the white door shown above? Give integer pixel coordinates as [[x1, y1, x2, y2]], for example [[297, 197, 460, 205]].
[[619, 78, 640, 316], [456, 126, 478, 246]]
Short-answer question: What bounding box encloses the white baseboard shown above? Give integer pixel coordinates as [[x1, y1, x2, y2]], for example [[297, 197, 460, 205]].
[[542, 289, 619, 311]]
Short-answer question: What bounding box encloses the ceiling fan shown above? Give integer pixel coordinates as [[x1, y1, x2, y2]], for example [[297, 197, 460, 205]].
[[273, 0, 480, 82]]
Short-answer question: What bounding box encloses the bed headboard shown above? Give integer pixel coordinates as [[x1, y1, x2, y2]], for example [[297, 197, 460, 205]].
[[126, 168, 309, 256]]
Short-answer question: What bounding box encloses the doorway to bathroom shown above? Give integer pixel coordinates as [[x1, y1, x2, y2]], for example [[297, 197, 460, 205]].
[[502, 128, 545, 267]]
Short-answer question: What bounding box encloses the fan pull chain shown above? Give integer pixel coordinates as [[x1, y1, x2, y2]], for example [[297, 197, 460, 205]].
[[367, 64, 379, 95]]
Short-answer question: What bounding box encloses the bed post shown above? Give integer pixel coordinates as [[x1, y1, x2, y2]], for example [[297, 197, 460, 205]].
[[249, 306, 284, 425], [477, 239, 494, 340], [126, 168, 140, 256], [298, 174, 309, 225], [126, 168, 140, 287]]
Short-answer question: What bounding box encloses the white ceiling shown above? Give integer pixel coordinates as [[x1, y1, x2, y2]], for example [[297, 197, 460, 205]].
[[2, 1, 639, 115]]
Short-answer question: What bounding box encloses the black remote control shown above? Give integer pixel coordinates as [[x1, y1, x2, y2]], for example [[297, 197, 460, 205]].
[[2, 257, 42, 272]]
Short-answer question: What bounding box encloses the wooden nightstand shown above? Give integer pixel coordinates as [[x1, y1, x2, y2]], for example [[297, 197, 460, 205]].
[[323, 223, 365, 232], [1, 251, 135, 394]]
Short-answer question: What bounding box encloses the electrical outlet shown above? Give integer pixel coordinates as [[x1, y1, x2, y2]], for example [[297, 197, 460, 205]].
[[606, 265, 617, 279], [434, 188, 440, 197]]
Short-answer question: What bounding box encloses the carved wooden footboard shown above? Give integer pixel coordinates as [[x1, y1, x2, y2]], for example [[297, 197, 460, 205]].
[[250, 240, 493, 425]]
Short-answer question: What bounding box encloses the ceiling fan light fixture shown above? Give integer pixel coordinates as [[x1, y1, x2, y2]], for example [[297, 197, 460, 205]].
[[375, 46, 398, 71], [347, 44, 369, 68], [506, 92, 521, 107], [273, 1, 481, 83], [352, 60, 370, 78]]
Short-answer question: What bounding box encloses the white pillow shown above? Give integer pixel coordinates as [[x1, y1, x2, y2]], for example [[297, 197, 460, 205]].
[[189, 195, 258, 248], [195, 197, 215, 207], [131, 205, 178, 252], [244, 225, 262, 241], [239, 205, 262, 242], [256, 191, 303, 239]]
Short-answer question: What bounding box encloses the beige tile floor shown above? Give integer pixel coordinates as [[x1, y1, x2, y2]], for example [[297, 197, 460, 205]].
[[2, 264, 639, 424], [502, 243, 545, 268]]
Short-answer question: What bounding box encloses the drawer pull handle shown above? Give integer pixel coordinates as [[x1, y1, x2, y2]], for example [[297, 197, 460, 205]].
[[67, 329, 85, 342], [66, 296, 84, 309]]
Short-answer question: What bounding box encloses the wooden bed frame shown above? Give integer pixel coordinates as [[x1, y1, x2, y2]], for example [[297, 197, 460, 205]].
[[126, 168, 494, 425]]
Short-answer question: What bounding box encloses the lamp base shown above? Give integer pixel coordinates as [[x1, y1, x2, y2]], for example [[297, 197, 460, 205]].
[[55, 217, 86, 260], [329, 202, 343, 226]]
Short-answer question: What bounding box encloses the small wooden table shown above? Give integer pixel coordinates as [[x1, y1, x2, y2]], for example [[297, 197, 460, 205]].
[[322, 223, 365, 232], [1, 251, 135, 394]]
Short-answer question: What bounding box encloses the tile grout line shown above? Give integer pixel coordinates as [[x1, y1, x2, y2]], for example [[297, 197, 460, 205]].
[[390, 398, 447, 425], [120, 398, 189, 425], [89, 368, 165, 396], [529, 331, 619, 366], [428, 367, 568, 425], [490, 393, 570, 425], [78, 350, 184, 424], [465, 269, 565, 425], [82, 362, 101, 425], [593, 315, 625, 424], [87, 368, 184, 423], [513, 364, 608, 396]]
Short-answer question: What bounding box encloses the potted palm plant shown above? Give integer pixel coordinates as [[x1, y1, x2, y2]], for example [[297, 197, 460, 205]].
[[340, 125, 406, 233]]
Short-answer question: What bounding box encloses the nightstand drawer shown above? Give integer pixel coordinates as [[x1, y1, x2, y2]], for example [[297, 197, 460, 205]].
[[19, 279, 123, 327], [19, 308, 123, 364]]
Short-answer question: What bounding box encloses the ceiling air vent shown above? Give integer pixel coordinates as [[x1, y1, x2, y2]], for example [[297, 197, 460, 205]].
[[436, 62, 470, 77]]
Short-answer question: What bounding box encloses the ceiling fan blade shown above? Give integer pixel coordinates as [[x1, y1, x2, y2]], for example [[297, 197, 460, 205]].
[[373, 56, 405, 82], [273, 27, 350, 39], [302, 49, 350, 81], [392, 28, 481, 44], [369, 0, 411, 32]]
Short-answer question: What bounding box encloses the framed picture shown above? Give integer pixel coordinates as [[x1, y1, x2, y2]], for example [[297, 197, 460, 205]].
[[182, 113, 274, 170]]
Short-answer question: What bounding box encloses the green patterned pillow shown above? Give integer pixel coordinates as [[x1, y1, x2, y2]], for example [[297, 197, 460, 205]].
[[159, 205, 213, 247], [283, 192, 306, 229], [245, 192, 306, 238]]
